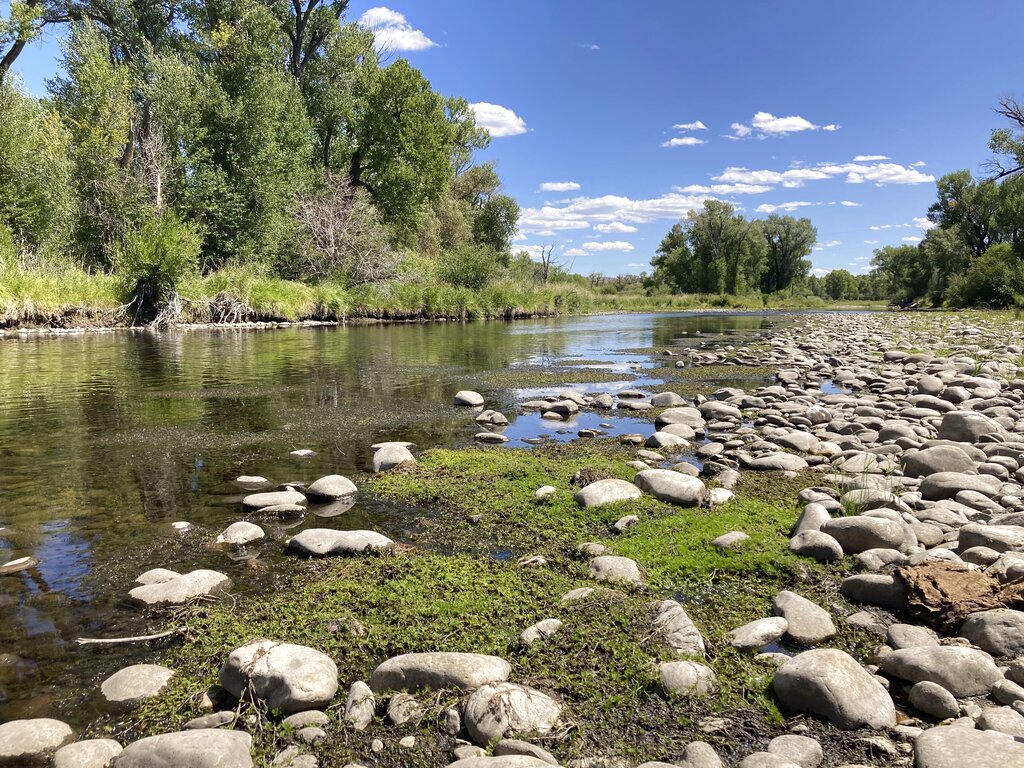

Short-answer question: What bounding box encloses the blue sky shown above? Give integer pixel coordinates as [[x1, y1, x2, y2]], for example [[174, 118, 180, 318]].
[[8, 0, 1024, 277]]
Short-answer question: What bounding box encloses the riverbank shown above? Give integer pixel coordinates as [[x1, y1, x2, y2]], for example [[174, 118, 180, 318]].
[[5, 310, 1024, 768], [0, 263, 887, 332]]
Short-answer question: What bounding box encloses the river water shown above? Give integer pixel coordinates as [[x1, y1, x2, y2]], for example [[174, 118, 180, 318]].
[[0, 312, 781, 725]]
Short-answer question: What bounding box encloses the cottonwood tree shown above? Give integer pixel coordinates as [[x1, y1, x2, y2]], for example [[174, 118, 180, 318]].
[[760, 214, 815, 293], [988, 96, 1024, 180]]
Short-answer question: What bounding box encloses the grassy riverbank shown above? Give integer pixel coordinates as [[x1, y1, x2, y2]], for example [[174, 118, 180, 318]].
[[0, 262, 887, 329], [111, 441, 880, 767]]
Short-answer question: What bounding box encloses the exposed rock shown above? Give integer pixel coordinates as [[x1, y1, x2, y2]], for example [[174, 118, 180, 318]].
[[633, 469, 706, 507], [242, 490, 306, 510], [789, 531, 844, 562], [286, 529, 394, 557], [454, 391, 485, 406], [114, 729, 253, 768], [387, 693, 423, 725], [744, 454, 809, 472], [840, 574, 907, 612], [958, 608, 1024, 657], [463, 683, 562, 746], [492, 739, 559, 766], [959, 523, 1024, 553], [766, 734, 822, 768], [215, 521, 265, 548], [772, 649, 896, 730], [908, 681, 959, 720], [370, 652, 510, 693], [772, 591, 836, 647], [588, 555, 644, 585], [902, 446, 977, 478], [520, 619, 562, 645], [660, 661, 716, 696], [446, 758, 553, 768], [920, 472, 1001, 501], [100, 664, 175, 712], [305, 475, 357, 500], [914, 724, 1024, 768], [937, 411, 1003, 444], [574, 479, 643, 508], [821, 517, 906, 554], [52, 739, 123, 768], [373, 445, 416, 472], [344, 681, 374, 730], [0, 719, 74, 765], [128, 570, 232, 607], [710, 531, 750, 550], [219, 640, 338, 714], [651, 600, 705, 656], [729, 617, 788, 650], [878, 646, 1002, 697]]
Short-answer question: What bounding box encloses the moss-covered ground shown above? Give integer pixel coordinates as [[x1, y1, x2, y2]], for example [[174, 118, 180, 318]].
[[102, 439, 893, 767]]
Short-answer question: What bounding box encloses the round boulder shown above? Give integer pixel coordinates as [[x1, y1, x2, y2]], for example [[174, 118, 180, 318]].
[[574, 479, 643, 508], [0, 718, 74, 765], [370, 652, 511, 693], [305, 475, 357, 500], [454, 391, 485, 407], [633, 469, 706, 507], [100, 664, 175, 713], [463, 683, 562, 746], [219, 640, 338, 714], [114, 730, 252, 768], [286, 529, 394, 557]]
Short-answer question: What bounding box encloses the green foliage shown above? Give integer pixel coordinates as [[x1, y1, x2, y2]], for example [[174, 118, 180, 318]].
[[113, 211, 202, 304], [760, 214, 815, 293], [436, 243, 501, 290], [945, 243, 1024, 308]]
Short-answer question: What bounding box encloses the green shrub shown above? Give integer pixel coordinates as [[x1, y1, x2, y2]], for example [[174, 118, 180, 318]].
[[945, 244, 1024, 308], [113, 212, 202, 306], [436, 244, 500, 290]]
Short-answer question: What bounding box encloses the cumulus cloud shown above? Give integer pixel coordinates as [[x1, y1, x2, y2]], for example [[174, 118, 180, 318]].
[[564, 247, 588, 257], [755, 201, 815, 214], [539, 181, 581, 192], [517, 244, 547, 259], [577, 43, 600, 50], [841, 200, 862, 207], [913, 216, 937, 230], [814, 240, 842, 251], [673, 120, 707, 131], [594, 222, 638, 233], [518, 192, 711, 235], [359, 7, 436, 52], [864, 239, 880, 244], [674, 183, 773, 195], [902, 236, 922, 243], [870, 217, 937, 232], [580, 241, 635, 252], [811, 268, 830, 276], [661, 137, 706, 147], [716, 160, 933, 187], [853, 154, 890, 162], [469, 102, 527, 137], [730, 111, 840, 139]]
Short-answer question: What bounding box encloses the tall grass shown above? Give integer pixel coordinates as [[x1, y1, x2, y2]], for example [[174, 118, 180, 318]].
[[0, 260, 121, 325]]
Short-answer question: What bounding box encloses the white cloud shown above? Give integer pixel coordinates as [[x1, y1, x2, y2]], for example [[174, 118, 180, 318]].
[[814, 240, 841, 251], [359, 7, 436, 52], [594, 222, 638, 233], [840, 200, 862, 207], [673, 120, 708, 131], [517, 245, 547, 259], [469, 102, 527, 137], [674, 183, 773, 195], [581, 241, 635, 252], [853, 154, 890, 162], [913, 216, 937, 230], [911, 161, 927, 167], [730, 111, 840, 138], [539, 181, 581, 192], [811, 268, 830, 276], [864, 239, 880, 244], [518, 192, 711, 235], [716, 160, 933, 188], [902, 236, 922, 243], [661, 137, 706, 147], [755, 201, 815, 214], [870, 218, 937, 232], [730, 122, 752, 138], [578, 43, 600, 50], [564, 247, 587, 257], [626, 263, 646, 268]]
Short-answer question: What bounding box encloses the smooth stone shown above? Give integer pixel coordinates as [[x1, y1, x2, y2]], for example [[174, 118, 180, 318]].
[[446, 758, 553, 768], [0, 556, 38, 575], [561, 587, 595, 602], [821, 517, 905, 554], [588, 555, 644, 585], [100, 664, 175, 712], [305, 475, 357, 500], [840, 574, 907, 612], [710, 531, 750, 549], [370, 652, 511, 693], [183, 711, 236, 730], [789, 531, 844, 562], [215, 521, 265, 547], [651, 599, 706, 657], [902, 446, 978, 478], [919, 472, 1001, 501], [772, 591, 836, 647], [878, 646, 1002, 697], [744, 453, 809, 472], [959, 523, 1024, 552], [373, 445, 416, 472], [730, 617, 788, 650], [282, 711, 329, 729], [534, 486, 557, 499], [520, 619, 562, 645], [114, 730, 253, 768], [977, 706, 1024, 737], [219, 640, 338, 714], [286, 529, 394, 557], [242, 490, 307, 510], [289, 449, 317, 459], [909, 681, 960, 720], [463, 683, 561, 747], [959, 608, 1024, 656], [937, 411, 1003, 443], [0, 719, 75, 765], [914, 723, 1024, 767], [772, 649, 896, 730], [454, 391, 485, 406], [651, 392, 687, 408], [52, 739, 123, 768], [128, 570, 232, 607], [660, 660, 716, 695], [767, 734, 822, 768], [492, 739, 559, 765], [344, 681, 374, 730], [574, 479, 643, 508], [886, 624, 939, 650], [387, 693, 423, 725], [633, 469, 706, 507]]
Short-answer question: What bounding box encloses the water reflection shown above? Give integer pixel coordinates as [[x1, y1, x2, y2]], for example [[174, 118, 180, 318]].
[[0, 311, 785, 724]]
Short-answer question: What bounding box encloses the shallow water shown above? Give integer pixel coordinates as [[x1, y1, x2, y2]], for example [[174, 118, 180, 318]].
[[0, 311, 781, 724]]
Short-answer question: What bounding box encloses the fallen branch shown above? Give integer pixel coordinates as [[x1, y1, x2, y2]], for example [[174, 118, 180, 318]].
[[75, 627, 185, 646]]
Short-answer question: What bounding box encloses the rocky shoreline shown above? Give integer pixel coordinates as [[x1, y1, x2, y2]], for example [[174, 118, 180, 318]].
[[3, 311, 1024, 767]]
